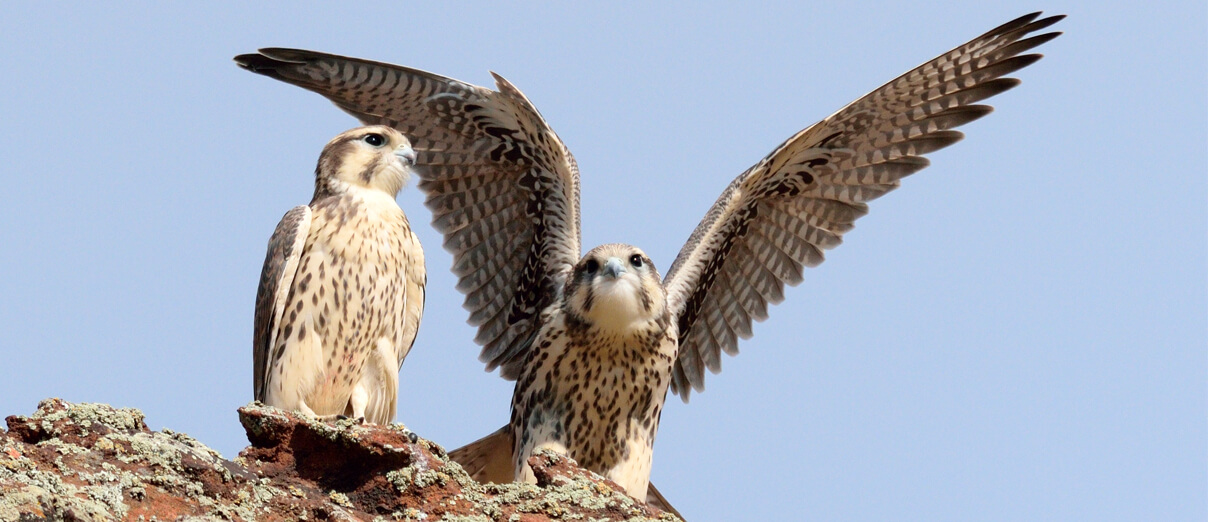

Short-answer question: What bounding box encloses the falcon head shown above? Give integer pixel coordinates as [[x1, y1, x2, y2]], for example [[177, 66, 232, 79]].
[[315, 125, 417, 197], [565, 244, 667, 332]]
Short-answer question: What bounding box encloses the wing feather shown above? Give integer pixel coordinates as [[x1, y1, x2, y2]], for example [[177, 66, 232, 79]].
[[701, 301, 732, 374], [252, 205, 311, 402], [716, 265, 754, 341], [727, 261, 770, 323], [436, 199, 524, 244], [747, 224, 806, 284], [663, 12, 1063, 401], [236, 50, 581, 379], [453, 220, 528, 281], [466, 263, 523, 320], [427, 176, 518, 216]]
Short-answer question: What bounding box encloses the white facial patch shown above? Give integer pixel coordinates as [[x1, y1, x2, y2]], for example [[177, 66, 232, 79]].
[[585, 273, 649, 332]]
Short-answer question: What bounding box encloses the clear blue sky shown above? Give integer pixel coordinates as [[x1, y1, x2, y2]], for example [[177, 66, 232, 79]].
[[1, 2, 1204, 520]]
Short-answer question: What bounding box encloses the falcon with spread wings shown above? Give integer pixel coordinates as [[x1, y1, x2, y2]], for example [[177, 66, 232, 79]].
[[237, 11, 1062, 512]]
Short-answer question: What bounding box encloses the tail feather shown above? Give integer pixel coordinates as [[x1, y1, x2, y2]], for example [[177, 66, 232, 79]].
[[647, 481, 685, 520], [448, 425, 515, 484], [449, 425, 685, 519]]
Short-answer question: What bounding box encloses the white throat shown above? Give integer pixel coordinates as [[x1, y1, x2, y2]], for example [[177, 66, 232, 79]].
[[583, 276, 650, 333]]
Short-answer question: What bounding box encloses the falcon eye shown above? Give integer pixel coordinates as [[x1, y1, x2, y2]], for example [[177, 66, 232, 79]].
[[628, 254, 643, 268], [584, 259, 599, 273], [363, 133, 386, 147]]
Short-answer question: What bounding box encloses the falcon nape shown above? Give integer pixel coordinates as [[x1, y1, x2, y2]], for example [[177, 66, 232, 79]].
[[237, 11, 1063, 516]]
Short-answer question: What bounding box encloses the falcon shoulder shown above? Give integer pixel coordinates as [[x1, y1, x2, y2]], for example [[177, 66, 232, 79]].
[[662, 12, 1064, 401], [252, 205, 312, 402], [235, 50, 582, 379]]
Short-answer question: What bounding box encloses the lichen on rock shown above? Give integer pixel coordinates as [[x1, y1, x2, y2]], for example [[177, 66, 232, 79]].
[[0, 399, 681, 521]]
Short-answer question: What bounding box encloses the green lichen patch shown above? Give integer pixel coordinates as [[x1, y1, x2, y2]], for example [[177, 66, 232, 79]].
[[3, 399, 683, 521]]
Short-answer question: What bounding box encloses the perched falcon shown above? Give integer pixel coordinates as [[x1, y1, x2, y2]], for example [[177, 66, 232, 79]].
[[252, 125, 426, 425], [236, 11, 1062, 512]]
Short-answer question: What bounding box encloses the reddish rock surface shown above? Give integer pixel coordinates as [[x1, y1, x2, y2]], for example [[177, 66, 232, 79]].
[[0, 399, 680, 521]]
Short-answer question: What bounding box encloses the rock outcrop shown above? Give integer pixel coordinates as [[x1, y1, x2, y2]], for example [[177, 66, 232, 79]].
[[0, 399, 681, 521]]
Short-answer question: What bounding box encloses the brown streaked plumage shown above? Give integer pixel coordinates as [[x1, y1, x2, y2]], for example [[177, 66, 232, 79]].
[[252, 125, 425, 425], [506, 244, 673, 495], [237, 12, 1062, 514]]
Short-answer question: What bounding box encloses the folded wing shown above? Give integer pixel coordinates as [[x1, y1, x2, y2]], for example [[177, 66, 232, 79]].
[[252, 205, 311, 402]]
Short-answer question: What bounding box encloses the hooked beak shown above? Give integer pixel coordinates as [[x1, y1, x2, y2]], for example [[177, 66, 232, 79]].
[[395, 145, 417, 167], [601, 257, 625, 279]]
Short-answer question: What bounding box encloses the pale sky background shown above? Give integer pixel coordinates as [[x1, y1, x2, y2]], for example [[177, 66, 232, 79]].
[[1, 2, 1204, 521]]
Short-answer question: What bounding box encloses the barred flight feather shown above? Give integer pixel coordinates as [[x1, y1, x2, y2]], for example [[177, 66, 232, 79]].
[[664, 12, 1063, 400]]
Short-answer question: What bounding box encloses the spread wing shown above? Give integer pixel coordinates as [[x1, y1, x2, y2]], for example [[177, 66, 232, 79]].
[[252, 205, 311, 402], [235, 50, 581, 379], [662, 12, 1064, 401]]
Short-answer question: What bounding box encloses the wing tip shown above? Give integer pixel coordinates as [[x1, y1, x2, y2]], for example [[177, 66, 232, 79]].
[[985, 12, 1042, 38], [1026, 31, 1064, 49], [674, 380, 692, 403], [233, 48, 309, 75], [232, 52, 271, 71], [982, 12, 1065, 44], [256, 47, 312, 61], [1031, 14, 1067, 32]]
